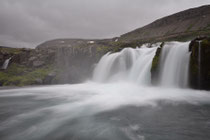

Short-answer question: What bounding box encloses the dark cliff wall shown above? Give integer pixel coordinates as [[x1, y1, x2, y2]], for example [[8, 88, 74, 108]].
[[0, 39, 118, 86], [36, 39, 117, 84], [189, 37, 210, 90], [151, 37, 210, 90]]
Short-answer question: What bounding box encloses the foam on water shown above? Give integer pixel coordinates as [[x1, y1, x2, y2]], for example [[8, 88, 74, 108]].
[[93, 45, 157, 85]]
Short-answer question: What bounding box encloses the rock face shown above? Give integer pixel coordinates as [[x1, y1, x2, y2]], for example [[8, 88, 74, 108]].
[[120, 5, 210, 43], [151, 42, 164, 85], [151, 37, 210, 90], [0, 47, 25, 67], [36, 39, 116, 84], [0, 39, 121, 86], [0, 47, 55, 86], [189, 37, 210, 90]]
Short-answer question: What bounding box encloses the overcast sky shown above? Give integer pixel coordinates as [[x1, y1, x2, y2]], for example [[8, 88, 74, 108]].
[[0, 0, 210, 48]]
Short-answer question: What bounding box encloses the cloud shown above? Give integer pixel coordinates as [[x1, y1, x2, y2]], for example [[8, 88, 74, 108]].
[[0, 0, 209, 48]]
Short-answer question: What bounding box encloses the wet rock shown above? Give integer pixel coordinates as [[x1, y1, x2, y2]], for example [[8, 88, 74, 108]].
[[151, 42, 164, 85], [189, 37, 210, 90], [33, 61, 45, 67], [35, 78, 43, 85], [0, 54, 3, 59], [29, 56, 37, 61], [44, 72, 56, 84]]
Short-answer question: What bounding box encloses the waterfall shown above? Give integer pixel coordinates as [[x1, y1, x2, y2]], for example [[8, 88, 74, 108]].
[[198, 41, 202, 88], [158, 42, 190, 88], [93, 41, 190, 88], [93, 45, 158, 85], [1, 57, 12, 70]]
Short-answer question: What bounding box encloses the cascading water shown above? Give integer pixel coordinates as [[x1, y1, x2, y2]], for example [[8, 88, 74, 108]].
[[157, 42, 190, 88], [1, 57, 12, 70], [198, 41, 202, 88], [0, 42, 210, 140], [93, 45, 158, 85], [93, 42, 190, 88]]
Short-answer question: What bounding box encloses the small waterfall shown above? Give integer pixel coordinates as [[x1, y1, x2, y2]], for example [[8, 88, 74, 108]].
[[93, 45, 158, 85], [158, 42, 190, 88], [198, 41, 202, 88], [1, 57, 12, 70]]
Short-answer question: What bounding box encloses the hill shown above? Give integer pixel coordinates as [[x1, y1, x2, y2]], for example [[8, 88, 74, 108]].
[[119, 5, 210, 43]]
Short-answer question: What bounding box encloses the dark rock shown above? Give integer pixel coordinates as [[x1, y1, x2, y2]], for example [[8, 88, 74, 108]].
[[189, 37, 210, 90], [35, 78, 43, 85], [28, 56, 37, 61], [151, 42, 164, 85], [33, 61, 45, 67], [43, 72, 56, 84], [0, 54, 3, 59]]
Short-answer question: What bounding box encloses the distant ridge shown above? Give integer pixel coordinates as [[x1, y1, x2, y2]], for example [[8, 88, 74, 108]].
[[37, 5, 210, 49], [119, 5, 210, 43]]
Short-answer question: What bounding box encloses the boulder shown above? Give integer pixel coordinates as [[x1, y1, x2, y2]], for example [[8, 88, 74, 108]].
[[33, 61, 45, 67], [29, 56, 37, 61], [35, 78, 43, 85], [43, 72, 56, 84]]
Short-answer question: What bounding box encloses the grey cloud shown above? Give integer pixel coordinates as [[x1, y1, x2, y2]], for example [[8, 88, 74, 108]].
[[0, 0, 209, 48]]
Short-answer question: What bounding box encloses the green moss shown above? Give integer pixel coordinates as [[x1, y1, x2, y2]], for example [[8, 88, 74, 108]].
[[189, 37, 210, 89], [0, 47, 24, 55], [0, 64, 53, 86], [201, 39, 210, 47], [150, 43, 163, 85], [151, 42, 164, 74], [151, 55, 159, 71], [7, 63, 29, 75], [190, 60, 198, 75], [151, 47, 161, 72], [96, 46, 110, 53]]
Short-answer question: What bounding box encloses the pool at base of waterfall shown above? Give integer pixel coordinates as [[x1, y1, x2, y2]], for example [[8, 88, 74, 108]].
[[0, 83, 210, 140]]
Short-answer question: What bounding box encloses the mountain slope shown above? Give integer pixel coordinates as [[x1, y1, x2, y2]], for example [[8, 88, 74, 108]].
[[119, 5, 210, 43]]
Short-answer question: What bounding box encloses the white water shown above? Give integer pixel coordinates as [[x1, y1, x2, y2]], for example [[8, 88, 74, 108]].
[[93, 42, 190, 88], [158, 42, 191, 88], [198, 41, 202, 88], [93, 45, 158, 85], [1, 57, 11, 70], [1, 82, 210, 140]]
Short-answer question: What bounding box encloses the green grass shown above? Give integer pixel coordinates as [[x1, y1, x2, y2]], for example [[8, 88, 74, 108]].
[[0, 63, 53, 86], [96, 46, 111, 53], [0, 47, 25, 55]]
